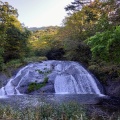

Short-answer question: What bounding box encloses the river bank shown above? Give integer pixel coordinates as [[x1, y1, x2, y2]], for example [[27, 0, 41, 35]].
[[0, 94, 119, 120]]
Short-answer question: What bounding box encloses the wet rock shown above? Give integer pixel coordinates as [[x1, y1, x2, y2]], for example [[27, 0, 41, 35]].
[[0, 60, 104, 95], [98, 96, 120, 110], [18, 85, 28, 94], [40, 83, 55, 93], [105, 80, 120, 97]]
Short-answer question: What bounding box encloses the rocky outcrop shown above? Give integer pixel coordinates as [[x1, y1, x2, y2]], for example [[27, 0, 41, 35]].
[[98, 80, 120, 110], [104, 80, 120, 97], [0, 60, 104, 96], [0, 66, 22, 88], [0, 73, 9, 87]]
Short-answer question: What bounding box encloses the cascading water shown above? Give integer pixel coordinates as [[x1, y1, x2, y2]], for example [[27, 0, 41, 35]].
[[54, 61, 102, 94], [0, 60, 104, 98]]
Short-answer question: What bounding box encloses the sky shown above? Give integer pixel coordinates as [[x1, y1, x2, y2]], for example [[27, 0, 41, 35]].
[[2, 0, 73, 27]]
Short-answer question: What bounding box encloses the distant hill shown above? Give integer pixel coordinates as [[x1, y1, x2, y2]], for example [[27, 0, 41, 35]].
[[27, 26, 60, 32]]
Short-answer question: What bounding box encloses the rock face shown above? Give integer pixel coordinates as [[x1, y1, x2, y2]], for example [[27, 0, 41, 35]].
[[105, 80, 120, 97], [99, 80, 120, 108], [0, 60, 104, 96], [0, 73, 9, 87]]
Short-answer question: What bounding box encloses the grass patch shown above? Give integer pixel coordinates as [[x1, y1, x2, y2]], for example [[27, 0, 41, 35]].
[[0, 102, 88, 120], [0, 102, 119, 120]]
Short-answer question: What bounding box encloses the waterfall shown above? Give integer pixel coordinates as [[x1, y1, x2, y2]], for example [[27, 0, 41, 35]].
[[0, 60, 104, 97], [54, 62, 102, 94]]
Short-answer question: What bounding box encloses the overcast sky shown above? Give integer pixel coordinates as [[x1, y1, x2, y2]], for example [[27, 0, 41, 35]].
[[2, 0, 73, 27]]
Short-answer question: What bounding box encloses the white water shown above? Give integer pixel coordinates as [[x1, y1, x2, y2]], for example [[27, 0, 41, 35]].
[[54, 62, 101, 94], [0, 60, 103, 98]]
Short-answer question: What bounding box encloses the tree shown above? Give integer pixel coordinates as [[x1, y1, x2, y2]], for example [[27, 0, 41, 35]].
[[86, 26, 120, 63], [0, 1, 18, 24], [65, 0, 91, 13], [29, 27, 61, 57], [0, 1, 31, 63], [3, 25, 31, 61], [58, 0, 120, 65]]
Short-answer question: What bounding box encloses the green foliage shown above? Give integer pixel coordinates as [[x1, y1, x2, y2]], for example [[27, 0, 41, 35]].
[[4, 25, 24, 60], [59, 0, 120, 82], [6, 59, 23, 68], [6, 26, 31, 61], [0, 1, 31, 69], [28, 82, 46, 93], [0, 57, 4, 71], [0, 48, 4, 71], [88, 60, 120, 83], [0, 56, 47, 74], [87, 26, 120, 63], [56, 0, 120, 65], [23, 56, 47, 64], [29, 26, 62, 58], [28, 78, 48, 93], [0, 1, 18, 24]]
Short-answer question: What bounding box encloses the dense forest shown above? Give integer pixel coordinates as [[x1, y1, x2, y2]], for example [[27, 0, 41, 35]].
[[0, 1, 31, 69], [0, 0, 120, 86]]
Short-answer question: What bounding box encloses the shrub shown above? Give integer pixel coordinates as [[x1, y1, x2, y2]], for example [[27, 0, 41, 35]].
[[23, 56, 47, 64], [28, 82, 46, 93], [87, 26, 120, 63], [0, 56, 4, 71], [28, 77, 48, 93]]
